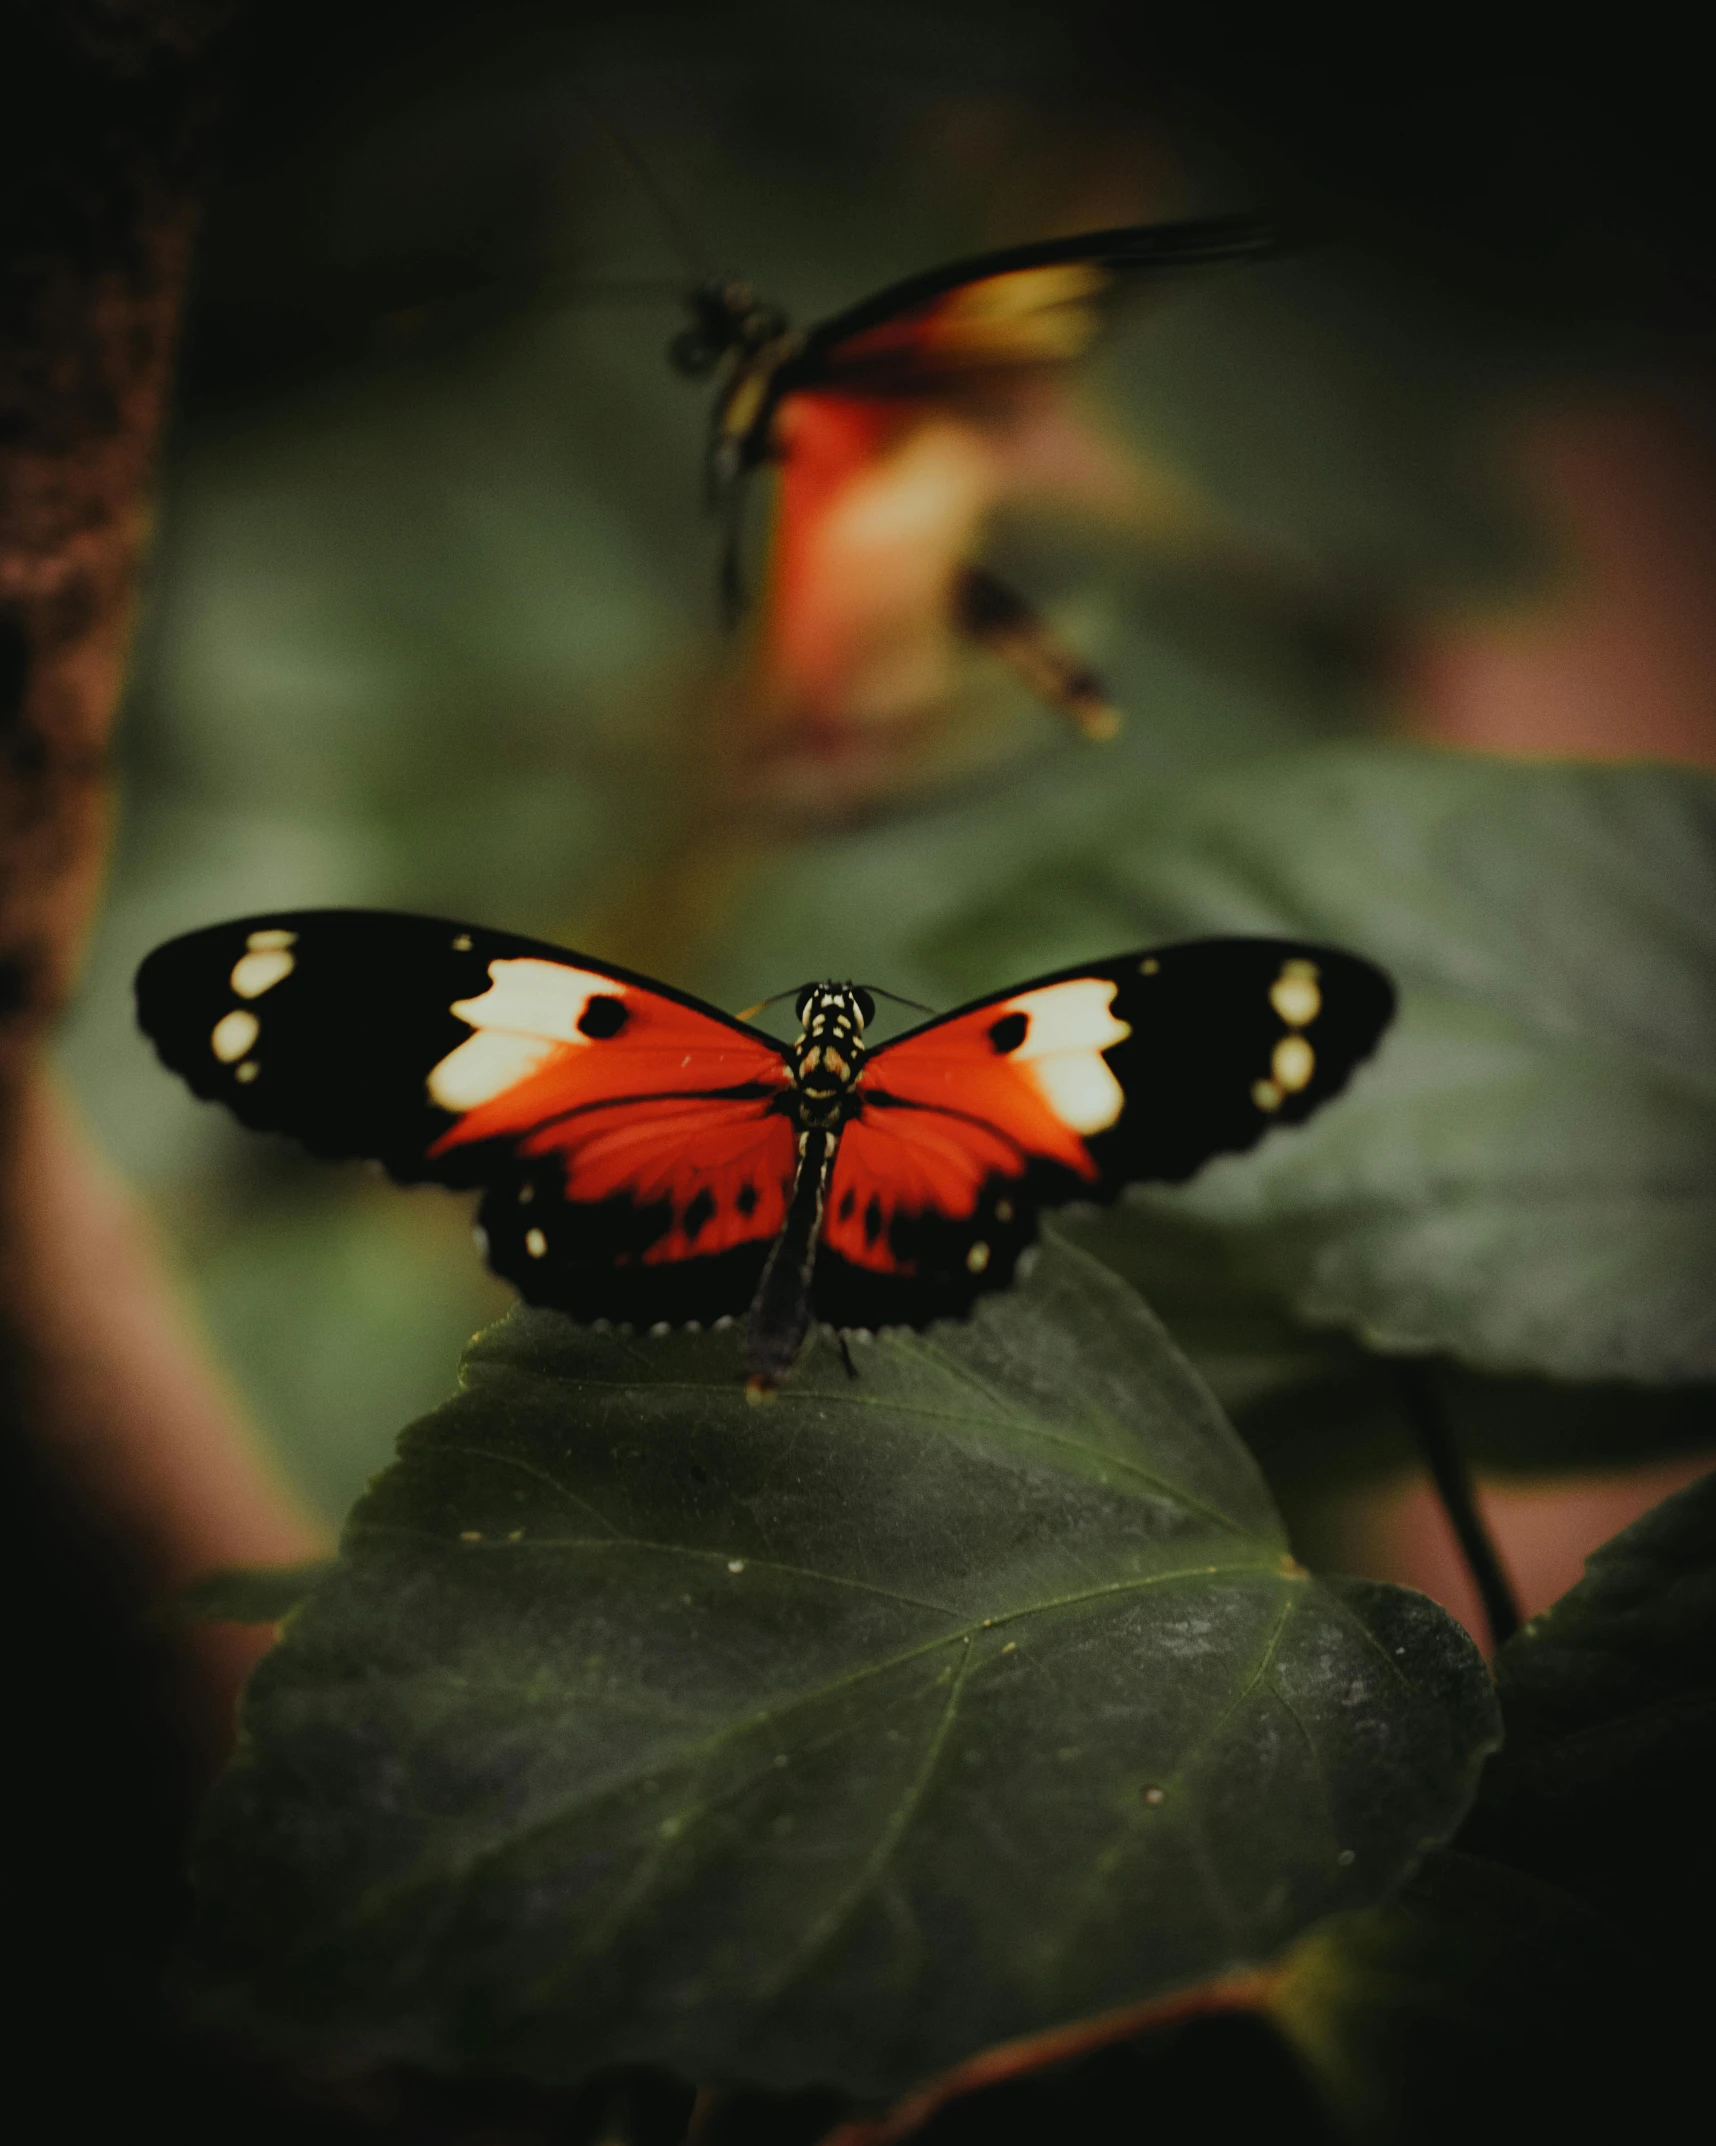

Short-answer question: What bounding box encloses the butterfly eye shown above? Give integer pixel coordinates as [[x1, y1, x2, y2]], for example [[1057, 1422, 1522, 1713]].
[[852, 989, 875, 1028]]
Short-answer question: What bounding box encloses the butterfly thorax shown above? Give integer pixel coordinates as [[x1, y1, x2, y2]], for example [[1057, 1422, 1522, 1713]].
[[788, 982, 871, 1132], [667, 282, 806, 489]]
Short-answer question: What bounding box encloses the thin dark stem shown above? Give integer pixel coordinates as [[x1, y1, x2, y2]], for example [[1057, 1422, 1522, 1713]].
[[1394, 1362, 1521, 1650]]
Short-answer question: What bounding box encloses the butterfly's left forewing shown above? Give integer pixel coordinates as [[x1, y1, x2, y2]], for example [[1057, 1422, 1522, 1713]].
[[783, 216, 1276, 398], [135, 912, 797, 1326], [813, 938, 1394, 1330]]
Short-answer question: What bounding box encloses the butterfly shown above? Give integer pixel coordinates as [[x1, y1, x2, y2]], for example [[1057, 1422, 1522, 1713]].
[[135, 912, 1392, 1391], [667, 216, 1274, 739]]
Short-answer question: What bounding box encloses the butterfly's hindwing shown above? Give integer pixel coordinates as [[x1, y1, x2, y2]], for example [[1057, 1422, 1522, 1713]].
[[135, 911, 797, 1325]]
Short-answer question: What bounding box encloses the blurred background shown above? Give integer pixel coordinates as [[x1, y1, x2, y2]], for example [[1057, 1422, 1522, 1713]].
[[54, 0, 1716, 1539]]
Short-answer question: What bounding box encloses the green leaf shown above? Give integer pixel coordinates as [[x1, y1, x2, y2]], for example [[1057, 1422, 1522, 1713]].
[[1269, 1469, 1716, 2141], [1064, 1206, 1716, 1483], [1461, 1466, 1716, 1941], [176, 1562, 337, 1625], [716, 749, 1716, 1385], [186, 1238, 1495, 2099], [1268, 1848, 1643, 2146]]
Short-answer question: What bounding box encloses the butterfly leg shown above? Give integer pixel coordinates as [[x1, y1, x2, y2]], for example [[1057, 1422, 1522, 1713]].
[[745, 1126, 837, 1392], [954, 563, 1120, 741], [717, 466, 751, 628]]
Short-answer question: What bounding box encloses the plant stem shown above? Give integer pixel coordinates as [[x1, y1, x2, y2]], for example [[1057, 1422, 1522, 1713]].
[[1394, 1362, 1522, 1651]]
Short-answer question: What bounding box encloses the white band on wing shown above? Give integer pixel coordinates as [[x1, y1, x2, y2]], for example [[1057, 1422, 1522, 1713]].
[[427, 959, 626, 1112]]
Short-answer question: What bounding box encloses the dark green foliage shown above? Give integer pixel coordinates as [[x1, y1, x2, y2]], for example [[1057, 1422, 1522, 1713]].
[[1067, 1203, 1716, 1487], [1271, 1470, 1716, 2143], [185, 1240, 1495, 2098], [1464, 1469, 1716, 1942]]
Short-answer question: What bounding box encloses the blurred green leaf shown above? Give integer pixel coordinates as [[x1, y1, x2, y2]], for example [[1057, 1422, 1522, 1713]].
[[186, 1240, 1494, 2098], [187, 1177, 512, 1522], [720, 750, 1716, 1385], [1268, 1466, 1716, 2142]]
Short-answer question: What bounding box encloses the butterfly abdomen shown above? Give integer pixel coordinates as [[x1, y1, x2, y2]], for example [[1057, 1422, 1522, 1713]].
[[745, 1125, 838, 1391]]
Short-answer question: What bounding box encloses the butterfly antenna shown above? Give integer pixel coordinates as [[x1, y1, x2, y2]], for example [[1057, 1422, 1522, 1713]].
[[574, 89, 713, 283], [858, 986, 939, 1017], [734, 987, 801, 1023]]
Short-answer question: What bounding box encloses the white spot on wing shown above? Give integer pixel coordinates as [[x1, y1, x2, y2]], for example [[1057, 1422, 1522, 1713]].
[[1270, 960, 1321, 1028], [1272, 1035, 1315, 1092], [235, 1061, 260, 1083], [429, 1031, 558, 1111], [1252, 1078, 1283, 1112], [246, 929, 296, 951], [966, 1241, 990, 1273], [212, 1010, 258, 1062], [230, 948, 295, 997], [999, 979, 1130, 1133], [427, 957, 626, 1111], [450, 958, 622, 1041], [525, 1227, 547, 1258]]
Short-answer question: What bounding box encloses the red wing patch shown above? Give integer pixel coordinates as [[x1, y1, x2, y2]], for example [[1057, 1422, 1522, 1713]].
[[426, 953, 787, 1160], [758, 390, 994, 725], [492, 1091, 796, 1265], [823, 977, 1129, 1268], [823, 1105, 1024, 1272]]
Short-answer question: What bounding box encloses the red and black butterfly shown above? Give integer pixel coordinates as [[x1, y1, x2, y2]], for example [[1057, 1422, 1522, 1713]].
[[669, 216, 1274, 738], [135, 913, 1391, 1390]]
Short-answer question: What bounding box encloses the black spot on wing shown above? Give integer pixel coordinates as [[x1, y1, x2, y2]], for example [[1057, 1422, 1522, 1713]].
[[578, 994, 628, 1039], [988, 1011, 1027, 1054]]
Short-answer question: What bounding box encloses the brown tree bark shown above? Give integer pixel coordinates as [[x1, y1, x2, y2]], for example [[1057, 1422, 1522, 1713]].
[[1, 0, 321, 1744], [1, 2, 225, 1043]]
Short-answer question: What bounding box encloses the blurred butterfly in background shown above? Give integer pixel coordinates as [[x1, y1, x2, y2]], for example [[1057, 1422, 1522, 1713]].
[[665, 216, 1275, 742], [137, 912, 1392, 1391]]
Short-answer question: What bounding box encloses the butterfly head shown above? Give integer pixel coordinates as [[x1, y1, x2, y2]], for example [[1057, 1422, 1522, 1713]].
[[669, 280, 792, 379], [789, 982, 873, 1128]]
